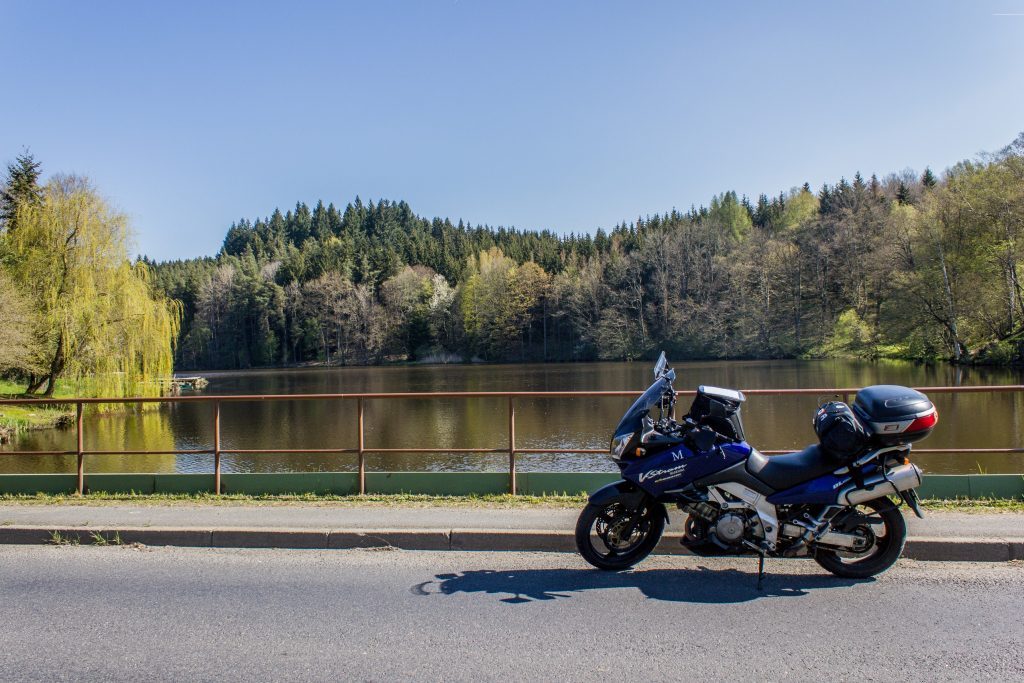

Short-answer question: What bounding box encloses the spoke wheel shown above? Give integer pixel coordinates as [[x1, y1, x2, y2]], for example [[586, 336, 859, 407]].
[[575, 497, 665, 571], [813, 497, 906, 579]]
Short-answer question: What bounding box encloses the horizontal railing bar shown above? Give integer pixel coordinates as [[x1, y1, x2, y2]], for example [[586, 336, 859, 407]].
[[365, 448, 507, 454], [83, 450, 215, 456], [760, 448, 1024, 455], [2, 385, 1024, 406], [739, 386, 1024, 395], [227, 448, 358, 454], [0, 451, 77, 457], [516, 448, 607, 454], [0, 391, 638, 405], [908, 448, 1024, 454], [4, 447, 1024, 457]]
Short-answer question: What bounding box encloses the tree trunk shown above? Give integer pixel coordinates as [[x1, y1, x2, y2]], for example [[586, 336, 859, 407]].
[[936, 238, 963, 362], [794, 263, 802, 350], [542, 297, 547, 361], [25, 374, 45, 395], [42, 333, 66, 397]]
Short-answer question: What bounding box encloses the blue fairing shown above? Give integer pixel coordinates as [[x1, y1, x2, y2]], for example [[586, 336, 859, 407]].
[[613, 370, 675, 439], [766, 465, 874, 506], [623, 440, 749, 497]]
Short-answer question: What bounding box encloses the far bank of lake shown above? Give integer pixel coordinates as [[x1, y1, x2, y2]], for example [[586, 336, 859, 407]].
[[2, 359, 1023, 475]]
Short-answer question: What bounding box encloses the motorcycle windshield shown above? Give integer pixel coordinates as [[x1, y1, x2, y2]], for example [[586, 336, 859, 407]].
[[613, 372, 672, 438]]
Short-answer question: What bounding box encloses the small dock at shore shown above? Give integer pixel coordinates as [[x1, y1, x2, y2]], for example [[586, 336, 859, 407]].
[[160, 376, 209, 394]]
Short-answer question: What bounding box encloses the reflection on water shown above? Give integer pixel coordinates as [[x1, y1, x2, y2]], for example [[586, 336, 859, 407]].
[[3, 360, 1023, 475]]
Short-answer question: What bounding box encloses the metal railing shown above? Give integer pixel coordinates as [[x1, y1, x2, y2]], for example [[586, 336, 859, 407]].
[[1, 385, 1023, 495]]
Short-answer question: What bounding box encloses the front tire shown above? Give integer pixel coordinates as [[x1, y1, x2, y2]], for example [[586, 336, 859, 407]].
[[813, 497, 906, 579], [575, 496, 665, 571]]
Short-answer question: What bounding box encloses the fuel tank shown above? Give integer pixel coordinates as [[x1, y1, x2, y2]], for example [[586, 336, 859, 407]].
[[623, 441, 750, 497]]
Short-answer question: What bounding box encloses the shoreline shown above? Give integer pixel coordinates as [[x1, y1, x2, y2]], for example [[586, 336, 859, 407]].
[[178, 355, 1024, 378], [0, 406, 74, 444]]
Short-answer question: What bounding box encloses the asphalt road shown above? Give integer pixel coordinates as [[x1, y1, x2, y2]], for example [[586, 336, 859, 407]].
[[1, 547, 1021, 682]]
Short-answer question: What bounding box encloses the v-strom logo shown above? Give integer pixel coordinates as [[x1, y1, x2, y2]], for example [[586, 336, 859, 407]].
[[638, 463, 687, 483]]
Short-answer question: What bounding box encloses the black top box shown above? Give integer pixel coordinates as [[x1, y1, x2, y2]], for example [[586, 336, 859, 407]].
[[852, 385, 937, 446]]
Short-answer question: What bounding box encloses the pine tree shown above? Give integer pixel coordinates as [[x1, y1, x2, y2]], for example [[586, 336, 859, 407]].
[[869, 174, 882, 199], [754, 194, 771, 227], [921, 167, 937, 188], [896, 181, 911, 204], [818, 184, 832, 213], [1, 151, 43, 232]]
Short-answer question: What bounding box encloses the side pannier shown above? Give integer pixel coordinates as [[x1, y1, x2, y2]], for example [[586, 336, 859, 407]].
[[813, 401, 869, 461]]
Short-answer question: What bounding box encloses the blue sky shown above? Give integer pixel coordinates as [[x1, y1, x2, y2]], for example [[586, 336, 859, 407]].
[[2, 1, 1022, 261]]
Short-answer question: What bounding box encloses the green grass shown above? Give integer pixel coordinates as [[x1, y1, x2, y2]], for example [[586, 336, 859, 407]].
[[0, 491, 592, 508], [917, 497, 1024, 513], [0, 378, 76, 438], [0, 404, 75, 431], [89, 531, 123, 546], [0, 490, 1021, 511], [47, 530, 79, 546], [0, 377, 77, 398]]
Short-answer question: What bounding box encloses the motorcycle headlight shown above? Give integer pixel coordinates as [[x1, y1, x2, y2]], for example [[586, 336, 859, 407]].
[[610, 433, 634, 459]]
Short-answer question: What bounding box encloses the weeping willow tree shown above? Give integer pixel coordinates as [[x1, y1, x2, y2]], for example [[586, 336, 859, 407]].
[[5, 175, 181, 398]]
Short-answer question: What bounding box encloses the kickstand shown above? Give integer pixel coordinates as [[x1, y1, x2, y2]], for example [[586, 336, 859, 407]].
[[756, 553, 766, 591]]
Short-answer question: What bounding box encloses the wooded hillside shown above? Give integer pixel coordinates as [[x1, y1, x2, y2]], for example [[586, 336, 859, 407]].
[[140, 131, 1022, 369]]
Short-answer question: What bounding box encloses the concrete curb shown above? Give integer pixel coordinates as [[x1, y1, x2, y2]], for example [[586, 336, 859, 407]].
[[902, 536, 1021, 562], [0, 525, 1021, 561]]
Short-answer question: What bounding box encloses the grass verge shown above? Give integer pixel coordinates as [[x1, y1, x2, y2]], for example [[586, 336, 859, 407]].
[[0, 491, 1021, 511], [0, 491, 592, 508], [916, 497, 1024, 513]]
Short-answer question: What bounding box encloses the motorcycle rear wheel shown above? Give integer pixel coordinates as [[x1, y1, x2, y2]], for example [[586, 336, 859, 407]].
[[813, 497, 906, 579], [575, 497, 665, 571]]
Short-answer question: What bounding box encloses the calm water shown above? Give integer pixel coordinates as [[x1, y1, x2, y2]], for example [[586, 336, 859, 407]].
[[3, 360, 1024, 475]]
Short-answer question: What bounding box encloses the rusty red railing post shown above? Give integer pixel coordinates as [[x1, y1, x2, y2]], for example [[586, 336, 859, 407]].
[[357, 398, 366, 495], [75, 401, 84, 495], [508, 396, 517, 495], [213, 401, 222, 495]]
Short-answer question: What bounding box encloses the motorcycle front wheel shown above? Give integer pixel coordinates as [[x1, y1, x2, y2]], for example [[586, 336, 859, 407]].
[[575, 496, 665, 571], [813, 497, 906, 579]]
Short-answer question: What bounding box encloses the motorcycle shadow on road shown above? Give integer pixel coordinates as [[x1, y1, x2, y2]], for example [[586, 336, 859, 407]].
[[411, 564, 869, 604]]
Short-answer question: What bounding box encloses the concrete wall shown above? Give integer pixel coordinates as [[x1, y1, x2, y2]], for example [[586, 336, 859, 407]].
[[0, 472, 1021, 498]]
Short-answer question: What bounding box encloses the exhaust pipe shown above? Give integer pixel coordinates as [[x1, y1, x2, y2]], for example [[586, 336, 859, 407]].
[[838, 463, 922, 506]]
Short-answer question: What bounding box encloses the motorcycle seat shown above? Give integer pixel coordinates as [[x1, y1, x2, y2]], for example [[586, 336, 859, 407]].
[[746, 444, 837, 491]]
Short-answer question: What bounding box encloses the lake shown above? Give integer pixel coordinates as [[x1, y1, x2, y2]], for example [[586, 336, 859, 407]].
[[3, 360, 1023, 475]]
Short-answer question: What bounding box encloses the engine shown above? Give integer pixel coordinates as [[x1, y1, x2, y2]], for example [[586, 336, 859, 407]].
[[681, 501, 759, 551], [712, 513, 747, 544]]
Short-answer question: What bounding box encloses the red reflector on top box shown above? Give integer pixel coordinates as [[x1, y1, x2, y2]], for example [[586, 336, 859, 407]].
[[906, 410, 938, 433], [852, 385, 937, 446]]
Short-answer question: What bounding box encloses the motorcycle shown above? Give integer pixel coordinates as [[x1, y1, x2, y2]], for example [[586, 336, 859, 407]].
[[575, 353, 937, 583]]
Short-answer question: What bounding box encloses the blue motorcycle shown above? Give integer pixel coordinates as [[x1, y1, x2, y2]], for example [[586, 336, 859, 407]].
[[575, 353, 937, 580]]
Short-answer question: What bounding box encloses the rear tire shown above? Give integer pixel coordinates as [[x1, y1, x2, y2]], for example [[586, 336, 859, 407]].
[[575, 496, 665, 571], [813, 497, 906, 579]]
